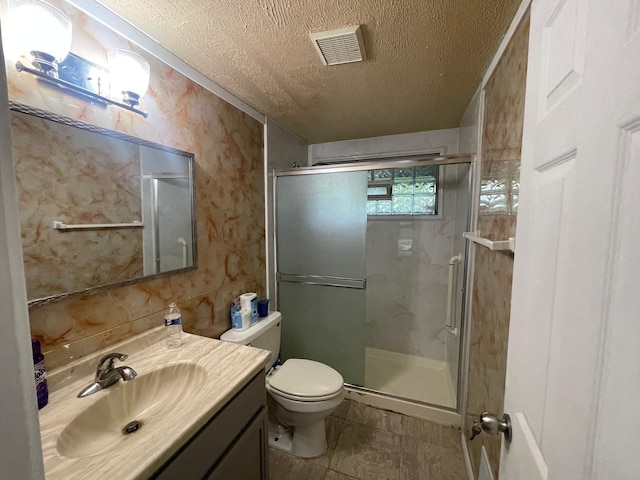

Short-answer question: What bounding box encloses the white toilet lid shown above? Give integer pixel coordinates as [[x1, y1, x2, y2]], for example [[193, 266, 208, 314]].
[[268, 359, 344, 398]]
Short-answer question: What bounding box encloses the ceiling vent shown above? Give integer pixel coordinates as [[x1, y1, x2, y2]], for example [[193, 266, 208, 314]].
[[309, 25, 367, 66]]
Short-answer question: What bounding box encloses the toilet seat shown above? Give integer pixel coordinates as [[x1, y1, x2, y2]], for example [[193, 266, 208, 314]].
[[267, 384, 343, 402], [267, 359, 344, 402]]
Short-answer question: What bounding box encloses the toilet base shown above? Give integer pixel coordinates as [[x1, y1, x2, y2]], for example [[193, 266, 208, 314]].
[[268, 428, 293, 453], [268, 419, 328, 458]]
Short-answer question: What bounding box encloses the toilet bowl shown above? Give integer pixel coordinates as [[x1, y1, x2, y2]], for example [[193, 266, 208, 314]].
[[220, 311, 345, 458], [266, 358, 345, 457]]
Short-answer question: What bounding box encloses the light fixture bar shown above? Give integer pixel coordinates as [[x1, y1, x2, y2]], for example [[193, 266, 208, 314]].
[[16, 60, 149, 118]]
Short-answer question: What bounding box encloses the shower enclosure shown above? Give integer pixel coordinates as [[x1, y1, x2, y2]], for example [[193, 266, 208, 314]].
[[274, 155, 472, 411]]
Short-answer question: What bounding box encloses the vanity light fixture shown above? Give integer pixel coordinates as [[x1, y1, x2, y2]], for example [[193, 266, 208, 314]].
[[6, 0, 150, 117]]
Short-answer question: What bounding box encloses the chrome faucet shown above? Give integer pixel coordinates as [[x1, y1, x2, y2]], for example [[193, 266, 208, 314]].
[[77, 353, 137, 398]]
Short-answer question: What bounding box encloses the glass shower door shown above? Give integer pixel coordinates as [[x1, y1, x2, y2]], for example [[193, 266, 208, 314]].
[[276, 171, 367, 385]]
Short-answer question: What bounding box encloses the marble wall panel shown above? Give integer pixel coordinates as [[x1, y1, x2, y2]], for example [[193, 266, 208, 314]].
[[11, 111, 143, 300], [4, 0, 265, 368], [365, 165, 470, 364], [464, 13, 530, 480], [366, 218, 452, 360]]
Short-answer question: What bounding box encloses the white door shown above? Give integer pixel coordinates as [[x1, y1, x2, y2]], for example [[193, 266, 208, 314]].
[[501, 0, 640, 479]]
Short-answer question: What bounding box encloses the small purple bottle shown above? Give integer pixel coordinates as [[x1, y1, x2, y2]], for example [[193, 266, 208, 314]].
[[32, 339, 48, 409]]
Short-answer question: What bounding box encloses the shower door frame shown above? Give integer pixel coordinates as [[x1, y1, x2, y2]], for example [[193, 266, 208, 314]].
[[273, 153, 476, 420]]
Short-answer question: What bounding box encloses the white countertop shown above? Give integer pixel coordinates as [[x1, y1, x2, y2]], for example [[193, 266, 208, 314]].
[[39, 327, 270, 479]]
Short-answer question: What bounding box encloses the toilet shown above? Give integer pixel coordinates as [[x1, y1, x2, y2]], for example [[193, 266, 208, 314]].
[[220, 311, 345, 458]]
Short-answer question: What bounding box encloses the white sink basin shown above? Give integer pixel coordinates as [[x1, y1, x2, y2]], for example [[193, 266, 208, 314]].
[[56, 363, 207, 459], [39, 329, 270, 480]]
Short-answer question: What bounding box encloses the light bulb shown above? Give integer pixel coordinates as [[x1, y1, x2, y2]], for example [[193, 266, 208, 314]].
[[4, 0, 72, 73], [107, 49, 150, 107]]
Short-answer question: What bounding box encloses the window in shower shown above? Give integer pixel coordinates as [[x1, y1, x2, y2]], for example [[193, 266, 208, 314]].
[[366, 165, 439, 216]]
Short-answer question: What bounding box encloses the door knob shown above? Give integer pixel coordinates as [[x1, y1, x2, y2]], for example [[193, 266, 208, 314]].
[[478, 411, 512, 443]]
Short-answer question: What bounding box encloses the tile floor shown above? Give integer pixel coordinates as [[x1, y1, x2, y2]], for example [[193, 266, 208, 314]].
[[268, 400, 467, 480]]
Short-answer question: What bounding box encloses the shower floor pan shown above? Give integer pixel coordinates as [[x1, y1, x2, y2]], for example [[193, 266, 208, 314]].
[[364, 347, 456, 409]]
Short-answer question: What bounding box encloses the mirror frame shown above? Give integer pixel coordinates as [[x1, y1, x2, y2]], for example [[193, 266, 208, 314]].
[[9, 101, 198, 307]]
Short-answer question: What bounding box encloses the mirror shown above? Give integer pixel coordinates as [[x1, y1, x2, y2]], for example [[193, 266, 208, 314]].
[[9, 101, 197, 306]]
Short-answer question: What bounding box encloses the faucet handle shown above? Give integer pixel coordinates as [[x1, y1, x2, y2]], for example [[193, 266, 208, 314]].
[[96, 353, 128, 376]]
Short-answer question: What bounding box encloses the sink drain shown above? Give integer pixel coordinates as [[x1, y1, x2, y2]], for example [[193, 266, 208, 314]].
[[122, 420, 143, 435]]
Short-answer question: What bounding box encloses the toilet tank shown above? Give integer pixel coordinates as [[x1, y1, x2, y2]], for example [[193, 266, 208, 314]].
[[220, 311, 281, 370]]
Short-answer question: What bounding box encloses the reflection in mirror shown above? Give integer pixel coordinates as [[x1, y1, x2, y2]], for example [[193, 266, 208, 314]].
[[9, 102, 197, 306], [140, 147, 193, 274]]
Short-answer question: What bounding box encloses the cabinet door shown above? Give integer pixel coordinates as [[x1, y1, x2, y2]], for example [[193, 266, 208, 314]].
[[206, 408, 268, 480], [152, 375, 265, 480]]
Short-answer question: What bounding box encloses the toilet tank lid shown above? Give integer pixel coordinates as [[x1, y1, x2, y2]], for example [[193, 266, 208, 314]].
[[220, 311, 282, 344]]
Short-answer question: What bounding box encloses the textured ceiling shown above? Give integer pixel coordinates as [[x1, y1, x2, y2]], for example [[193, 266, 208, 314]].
[[97, 0, 522, 144]]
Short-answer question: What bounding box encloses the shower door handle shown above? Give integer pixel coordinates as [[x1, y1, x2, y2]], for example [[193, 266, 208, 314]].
[[445, 254, 462, 336]]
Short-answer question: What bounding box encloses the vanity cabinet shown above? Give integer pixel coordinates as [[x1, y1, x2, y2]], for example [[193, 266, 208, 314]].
[[152, 372, 268, 480]]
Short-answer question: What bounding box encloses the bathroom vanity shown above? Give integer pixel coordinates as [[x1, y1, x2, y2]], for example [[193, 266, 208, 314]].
[[39, 328, 271, 479], [153, 373, 268, 479]]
